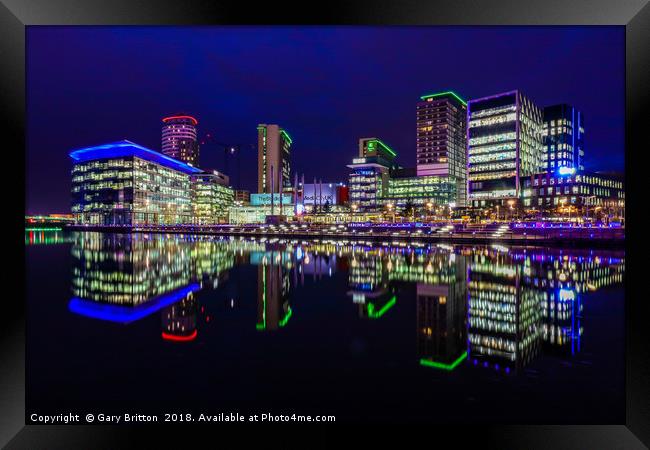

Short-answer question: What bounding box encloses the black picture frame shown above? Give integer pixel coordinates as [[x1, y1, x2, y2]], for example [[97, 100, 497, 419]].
[[3, 0, 648, 447]]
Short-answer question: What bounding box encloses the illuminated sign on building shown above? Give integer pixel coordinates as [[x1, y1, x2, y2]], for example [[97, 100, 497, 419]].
[[302, 183, 338, 205], [250, 193, 293, 206]]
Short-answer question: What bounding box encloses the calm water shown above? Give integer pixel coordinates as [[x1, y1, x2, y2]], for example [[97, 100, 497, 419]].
[[26, 231, 625, 423]]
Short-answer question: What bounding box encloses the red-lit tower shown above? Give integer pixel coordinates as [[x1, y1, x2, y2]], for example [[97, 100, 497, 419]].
[[162, 114, 200, 166]]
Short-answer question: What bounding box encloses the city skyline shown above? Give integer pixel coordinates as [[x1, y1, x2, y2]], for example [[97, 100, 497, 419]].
[[27, 26, 624, 214]]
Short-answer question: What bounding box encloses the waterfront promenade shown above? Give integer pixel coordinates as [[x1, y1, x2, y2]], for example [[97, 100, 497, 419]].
[[64, 222, 625, 248]]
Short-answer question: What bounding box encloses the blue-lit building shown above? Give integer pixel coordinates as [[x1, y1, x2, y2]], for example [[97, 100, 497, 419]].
[[542, 104, 584, 173], [70, 140, 202, 225]]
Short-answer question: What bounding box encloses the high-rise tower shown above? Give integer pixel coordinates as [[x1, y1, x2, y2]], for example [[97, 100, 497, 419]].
[[162, 115, 200, 166], [416, 91, 468, 207], [257, 124, 292, 193]]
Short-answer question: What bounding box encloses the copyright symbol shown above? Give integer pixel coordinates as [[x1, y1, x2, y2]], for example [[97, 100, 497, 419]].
[[86, 414, 94, 422]]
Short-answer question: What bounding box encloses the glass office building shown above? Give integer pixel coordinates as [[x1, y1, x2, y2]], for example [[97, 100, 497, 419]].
[[383, 172, 458, 211], [70, 140, 201, 225], [190, 170, 234, 224], [542, 104, 585, 173], [521, 170, 624, 215], [468, 90, 544, 208], [416, 91, 468, 207], [347, 156, 393, 212]]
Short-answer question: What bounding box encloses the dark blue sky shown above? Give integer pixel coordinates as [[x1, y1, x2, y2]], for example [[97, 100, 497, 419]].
[[27, 26, 624, 214]]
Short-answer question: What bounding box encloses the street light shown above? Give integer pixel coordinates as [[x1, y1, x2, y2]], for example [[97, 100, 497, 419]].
[[507, 199, 515, 221], [426, 202, 433, 222]]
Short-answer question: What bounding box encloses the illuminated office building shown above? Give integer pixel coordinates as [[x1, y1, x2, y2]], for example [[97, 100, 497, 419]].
[[258, 124, 292, 193], [416, 91, 468, 207], [521, 170, 624, 215], [161, 115, 200, 166], [347, 157, 393, 212], [383, 169, 457, 211], [468, 90, 544, 208], [70, 140, 200, 225], [542, 104, 584, 173], [190, 170, 234, 224]]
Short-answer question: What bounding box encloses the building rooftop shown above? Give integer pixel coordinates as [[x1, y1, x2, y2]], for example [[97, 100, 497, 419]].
[[69, 140, 203, 174]]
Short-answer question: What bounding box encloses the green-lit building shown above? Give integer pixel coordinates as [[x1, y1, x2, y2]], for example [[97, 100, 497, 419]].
[[347, 138, 458, 214]]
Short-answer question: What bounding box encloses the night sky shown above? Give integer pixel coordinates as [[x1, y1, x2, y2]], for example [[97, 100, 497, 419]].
[[27, 26, 624, 214]]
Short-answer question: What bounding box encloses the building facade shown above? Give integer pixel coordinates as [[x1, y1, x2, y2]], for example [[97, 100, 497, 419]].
[[521, 170, 624, 217], [383, 172, 458, 211], [190, 170, 234, 224], [347, 156, 394, 212], [468, 90, 544, 209], [234, 190, 251, 205], [70, 140, 202, 225], [257, 124, 292, 193], [161, 115, 200, 166], [416, 91, 468, 207], [358, 137, 398, 160], [542, 104, 585, 173]]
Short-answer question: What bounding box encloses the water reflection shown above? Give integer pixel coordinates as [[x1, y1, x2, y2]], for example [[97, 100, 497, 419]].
[[65, 233, 624, 373]]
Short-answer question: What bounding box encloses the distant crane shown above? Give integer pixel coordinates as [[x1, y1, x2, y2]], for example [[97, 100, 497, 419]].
[[199, 132, 255, 189]]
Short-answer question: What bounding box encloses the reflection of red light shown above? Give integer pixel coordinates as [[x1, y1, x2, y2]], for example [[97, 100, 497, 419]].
[[162, 115, 198, 125], [162, 330, 197, 342]]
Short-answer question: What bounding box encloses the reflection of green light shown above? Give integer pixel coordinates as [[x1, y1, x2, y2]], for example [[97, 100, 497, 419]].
[[419, 351, 468, 371], [280, 129, 293, 145], [367, 296, 396, 319], [25, 227, 62, 231], [256, 269, 267, 330], [279, 306, 293, 327], [419, 91, 467, 106]]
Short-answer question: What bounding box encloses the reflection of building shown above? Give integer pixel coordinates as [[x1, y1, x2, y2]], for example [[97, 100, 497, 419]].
[[161, 292, 198, 342], [467, 259, 544, 373], [162, 115, 200, 166], [258, 124, 292, 193], [417, 255, 467, 370], [256, 257, 292, 331], [468, 90, 544, 208], [68, 233, 238, 324], [542, 288, 582, 356], [417, 91, 468, 207], [70, 140, 201, 225]]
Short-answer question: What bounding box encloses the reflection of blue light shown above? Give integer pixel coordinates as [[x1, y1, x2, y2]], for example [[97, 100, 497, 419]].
[[558, 288, 576, 302], [68, 284, 200, 324], [69, 140, 202, 174], [557, 166, 576, 176]]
